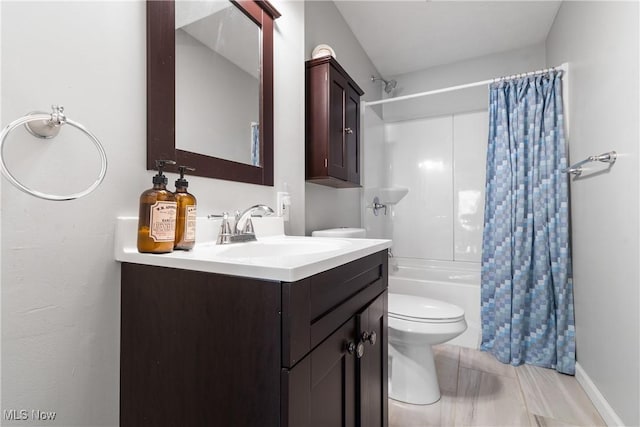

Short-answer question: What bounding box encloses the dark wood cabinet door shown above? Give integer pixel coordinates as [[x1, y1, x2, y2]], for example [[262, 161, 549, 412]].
[[310, 317, 358, 427], [345, 85, 360, 184], [357, 291, 388, 427], [328, 68, 349, 181], [120, 264, 281, 427], [282, 317, 361, 427]]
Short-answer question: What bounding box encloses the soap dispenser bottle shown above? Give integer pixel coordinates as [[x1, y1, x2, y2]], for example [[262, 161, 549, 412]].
[[137, 160, 177, 253], [174, 166, 197, 250]]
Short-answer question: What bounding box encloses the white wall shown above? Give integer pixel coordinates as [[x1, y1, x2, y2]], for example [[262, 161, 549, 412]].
[[0, 0, 4, 411], [0, 1, 304, 426], [546, 2, 639, 425], [383, 43, 546, 122], [303, 0, 382, 235], [304, 1, 382, 105]]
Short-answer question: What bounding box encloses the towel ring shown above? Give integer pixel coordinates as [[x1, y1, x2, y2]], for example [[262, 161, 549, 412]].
[[0, 105, 107, 201]]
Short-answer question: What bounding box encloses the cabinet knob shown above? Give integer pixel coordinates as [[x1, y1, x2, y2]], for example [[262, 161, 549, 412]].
[[347, 341, 365, 358], [362, 331, 377, 346], [344, 127, 353, 134]]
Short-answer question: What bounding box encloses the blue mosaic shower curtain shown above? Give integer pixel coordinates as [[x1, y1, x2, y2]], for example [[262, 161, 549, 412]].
[[481, 71, 575, 375]]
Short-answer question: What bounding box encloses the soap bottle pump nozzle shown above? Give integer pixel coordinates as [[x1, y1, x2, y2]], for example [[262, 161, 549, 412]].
[[176, 165, 195, 188], [153, 159, 176, 185]]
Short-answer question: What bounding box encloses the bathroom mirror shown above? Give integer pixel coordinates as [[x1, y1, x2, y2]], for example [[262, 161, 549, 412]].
[[147, 0, 280, 185]]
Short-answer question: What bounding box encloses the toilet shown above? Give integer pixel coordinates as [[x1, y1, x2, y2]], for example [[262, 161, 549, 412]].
[[388, 294, 467, 405], [311, 227, 467, 405]]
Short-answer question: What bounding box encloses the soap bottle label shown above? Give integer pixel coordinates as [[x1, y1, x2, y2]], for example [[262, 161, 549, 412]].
[[150, 201, 177, 242], [184, 205, 197, 242]]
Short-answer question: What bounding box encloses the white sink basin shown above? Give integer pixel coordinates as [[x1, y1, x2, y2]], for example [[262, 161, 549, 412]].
[[115, 217, 391, 281], [217, 238, 352, 259]]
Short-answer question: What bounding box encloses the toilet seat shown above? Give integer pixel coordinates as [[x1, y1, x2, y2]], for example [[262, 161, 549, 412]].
[[389, 293, 465, 324]]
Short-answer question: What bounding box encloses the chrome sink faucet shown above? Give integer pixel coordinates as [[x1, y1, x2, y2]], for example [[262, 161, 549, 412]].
[[209, 204, 275, 245]]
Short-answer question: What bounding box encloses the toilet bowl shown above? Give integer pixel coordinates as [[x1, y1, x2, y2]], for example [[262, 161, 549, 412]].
[[388, 293, 467, 405]]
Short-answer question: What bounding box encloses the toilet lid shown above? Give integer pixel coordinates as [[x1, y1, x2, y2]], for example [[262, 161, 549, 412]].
[[388, 293, 465, 323]]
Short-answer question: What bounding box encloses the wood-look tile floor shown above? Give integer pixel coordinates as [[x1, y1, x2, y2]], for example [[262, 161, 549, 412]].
[[389, 344, 606, 427]]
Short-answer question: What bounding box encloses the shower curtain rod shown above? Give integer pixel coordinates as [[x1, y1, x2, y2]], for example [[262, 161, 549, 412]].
[[363, 63, 569, 107]]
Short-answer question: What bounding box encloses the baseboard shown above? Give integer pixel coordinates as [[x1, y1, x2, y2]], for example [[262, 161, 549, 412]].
[[575, 362, 625, 426]]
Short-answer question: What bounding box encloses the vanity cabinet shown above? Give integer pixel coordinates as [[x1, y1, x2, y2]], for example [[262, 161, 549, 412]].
[[306, 57, 364, 188], [120, 250, 388, 427], [282, 292, 387, 427]]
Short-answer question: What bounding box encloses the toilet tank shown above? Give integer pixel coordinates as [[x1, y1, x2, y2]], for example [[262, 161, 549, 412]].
[[311, 227, 366, 238]]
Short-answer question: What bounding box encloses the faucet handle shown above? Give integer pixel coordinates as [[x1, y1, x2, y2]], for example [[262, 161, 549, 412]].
[[216, 212, 233, 245], [243, 218, 255, 235], [222, 213, 233, 234]]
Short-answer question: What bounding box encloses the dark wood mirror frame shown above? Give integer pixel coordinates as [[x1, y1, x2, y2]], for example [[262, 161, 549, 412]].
[[147, 0, 280, 185]]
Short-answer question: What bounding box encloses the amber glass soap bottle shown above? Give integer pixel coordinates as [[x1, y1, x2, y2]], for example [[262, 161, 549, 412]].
[[174, 166, 197, 250], [137, 160, 177, 253]]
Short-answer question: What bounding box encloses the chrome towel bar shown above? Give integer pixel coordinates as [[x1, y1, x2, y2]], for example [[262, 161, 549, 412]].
[[563, 151, 616, 176], [0, 105, 108, 201]]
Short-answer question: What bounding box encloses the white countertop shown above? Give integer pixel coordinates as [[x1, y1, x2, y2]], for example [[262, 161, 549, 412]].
[[114, 217, 391, 282]]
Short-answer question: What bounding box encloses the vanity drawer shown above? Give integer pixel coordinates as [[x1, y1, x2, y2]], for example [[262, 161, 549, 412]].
[[281, 250, 388, 368]]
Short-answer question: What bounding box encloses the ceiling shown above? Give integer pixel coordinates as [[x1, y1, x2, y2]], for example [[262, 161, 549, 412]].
[[334, 1, 562, 77]]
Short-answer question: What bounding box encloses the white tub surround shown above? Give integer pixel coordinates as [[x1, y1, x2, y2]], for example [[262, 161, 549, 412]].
[[378, 111, 488, 262], [115, 217, 391, 282]]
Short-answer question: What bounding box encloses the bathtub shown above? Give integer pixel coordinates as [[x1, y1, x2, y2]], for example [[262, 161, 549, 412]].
[[389, 258, 481, 349]]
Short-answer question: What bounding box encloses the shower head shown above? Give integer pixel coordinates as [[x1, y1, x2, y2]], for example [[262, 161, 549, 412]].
[[384, 79, 397, 93], [371, 75, 398, 94]]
